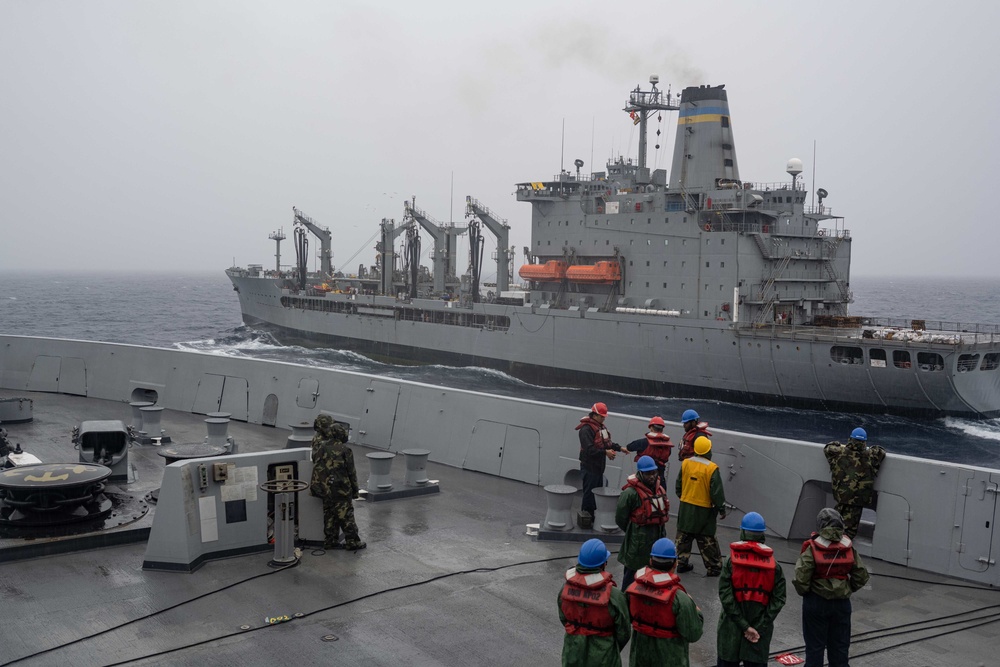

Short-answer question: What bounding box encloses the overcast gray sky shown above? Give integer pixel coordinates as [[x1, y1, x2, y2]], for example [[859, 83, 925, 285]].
[[2, 1, 997, 278]]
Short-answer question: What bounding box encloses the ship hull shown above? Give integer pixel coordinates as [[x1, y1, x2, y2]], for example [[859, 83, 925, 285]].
[[229, 273, 1000, 418]]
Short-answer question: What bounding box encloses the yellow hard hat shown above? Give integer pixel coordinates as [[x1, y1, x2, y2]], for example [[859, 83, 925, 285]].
[[694, 436, 712, 456]]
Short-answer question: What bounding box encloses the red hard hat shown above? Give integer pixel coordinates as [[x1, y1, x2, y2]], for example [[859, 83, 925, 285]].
[[591, 402, 608, 417], [648, 416, 665, 428]]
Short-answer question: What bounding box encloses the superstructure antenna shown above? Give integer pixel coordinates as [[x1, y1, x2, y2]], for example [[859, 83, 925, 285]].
[[560, 118, 566, 173], [623, 74, 680, 170]]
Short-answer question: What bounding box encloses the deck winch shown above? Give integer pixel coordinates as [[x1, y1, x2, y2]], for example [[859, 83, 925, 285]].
[[0, 463, 113, 526]]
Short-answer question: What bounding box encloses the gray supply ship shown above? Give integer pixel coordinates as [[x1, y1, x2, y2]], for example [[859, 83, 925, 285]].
[[228, 78, 1000, 418]]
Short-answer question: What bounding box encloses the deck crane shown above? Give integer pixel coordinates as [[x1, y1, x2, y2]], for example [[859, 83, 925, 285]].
[[291, 207, 333, 278], [377, 217, 412, 296], [403, 198, 465, 296], [464, 196, 512, 292]]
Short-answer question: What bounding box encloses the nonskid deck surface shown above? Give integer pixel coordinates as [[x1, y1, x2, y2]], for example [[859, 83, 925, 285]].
[[1, 391, 997, 666]]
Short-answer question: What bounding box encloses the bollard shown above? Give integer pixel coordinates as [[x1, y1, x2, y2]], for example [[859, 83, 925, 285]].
[[0, 397, 34, 424], [592, 487, 622, 533], [286, 422, 313, 449], [129, 401, 154, 430], [206, 411, 232, 420], [542, 484, 577, 531], [139, 406, 164, 441], [365, 452, 396, 492], [401, 449, 430, 486], [205, 417, 231, 447]]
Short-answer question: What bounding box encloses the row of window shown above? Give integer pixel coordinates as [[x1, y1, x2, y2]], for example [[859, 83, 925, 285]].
[[280, 296, 511, 332], [830, 346, 1000, 372]]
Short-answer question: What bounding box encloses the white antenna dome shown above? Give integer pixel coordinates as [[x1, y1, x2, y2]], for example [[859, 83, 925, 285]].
[[786, 158, 803, 176], [649, 74, 659, 85]]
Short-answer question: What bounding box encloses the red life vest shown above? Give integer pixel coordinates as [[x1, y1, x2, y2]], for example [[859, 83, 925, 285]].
[[625, 567, 685, 638], [729, 541, 777, 604], [634, 432, 673, 468], [559, 569, 616, 636], [622, 475, 670, 525], [678, 423, 711, 461], [801, 535, 855, 580], [576, 416, 611, 456]]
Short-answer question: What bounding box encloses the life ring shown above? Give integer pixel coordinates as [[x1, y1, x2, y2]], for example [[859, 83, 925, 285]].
[[704, 224, 711, 231], [818, 229, 826, 237]]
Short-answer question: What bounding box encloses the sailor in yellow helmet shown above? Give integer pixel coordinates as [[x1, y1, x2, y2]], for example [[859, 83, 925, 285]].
[[674, 436, 727, 576]]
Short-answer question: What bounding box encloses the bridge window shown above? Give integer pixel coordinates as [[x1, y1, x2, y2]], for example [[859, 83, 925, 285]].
[[982, 353, 1000, 371], [721, 117, 730, 128], [957, 354, 980, 373], [917, 352, 945, 371], [830, 346, 864, 365], [893, 351, 911, 369], [869, 349, 887, 368]]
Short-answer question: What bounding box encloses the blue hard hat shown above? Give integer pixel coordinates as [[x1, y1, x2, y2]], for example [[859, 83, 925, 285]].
[[637, 455, 657, 472], [651, 538, 677, 559], [578, 538, 611, 568], [851, 427, 867, 441], [741, 512, 766, 532], [681, 409, 700, 422]]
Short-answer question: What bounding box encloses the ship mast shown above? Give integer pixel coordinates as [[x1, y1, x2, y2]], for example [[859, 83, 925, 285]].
[[623, 74, 679, 170]]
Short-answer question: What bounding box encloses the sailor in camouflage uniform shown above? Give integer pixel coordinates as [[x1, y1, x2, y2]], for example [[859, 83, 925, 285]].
[[309, 414, 365, 551], [823, 428, 886, 539]]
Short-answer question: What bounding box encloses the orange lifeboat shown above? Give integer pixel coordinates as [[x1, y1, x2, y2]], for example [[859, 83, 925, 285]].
[[565, 261, 622, 284], [518, 260, 568, 282]]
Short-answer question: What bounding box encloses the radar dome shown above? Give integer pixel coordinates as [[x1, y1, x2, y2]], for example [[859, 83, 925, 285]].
[[786, 158, 803, 176], [649, 74, 659, 85]]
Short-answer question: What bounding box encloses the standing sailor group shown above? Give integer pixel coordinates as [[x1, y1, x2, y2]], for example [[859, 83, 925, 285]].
[[563, 404, 878, 666]]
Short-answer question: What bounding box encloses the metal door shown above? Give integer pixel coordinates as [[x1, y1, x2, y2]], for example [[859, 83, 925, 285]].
[[356, 381, 400, 449], [956, 469, 998, 572], [192, 374, 225, 414], [296, 379, 319, 408], [27, 356, 61, 392], [58, 357, 87, 396]]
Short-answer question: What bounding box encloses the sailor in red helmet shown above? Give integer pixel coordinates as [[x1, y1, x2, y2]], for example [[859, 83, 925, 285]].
[[677, 409, 711, 461], [622, 416, 673, 489], [558, 538, 632, 667], [576, 402, 624, 520], [624, 537, 704, 667], [615, 455, 670, 590], [716, 512, 786, 667], [793, 508, 870, 667]]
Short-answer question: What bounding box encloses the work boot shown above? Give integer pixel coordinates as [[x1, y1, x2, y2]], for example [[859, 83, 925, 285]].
[[346, 541, 367, 551], [705, 569, 721, 577], [676, 562, 694, 574], [323, 542, 344, 550]]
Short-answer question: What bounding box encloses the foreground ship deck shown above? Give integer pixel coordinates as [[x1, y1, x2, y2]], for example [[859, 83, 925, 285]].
[[2, 391, 999, 666]]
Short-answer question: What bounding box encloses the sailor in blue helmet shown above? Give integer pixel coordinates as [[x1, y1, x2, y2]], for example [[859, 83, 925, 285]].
[[558, 538, 632, 666], [823, 427, 886, 539], [716, 512, 786, 667], [615, 456, 670, 590], [677, 409, 711, 461], [624, 538, 704, 667]]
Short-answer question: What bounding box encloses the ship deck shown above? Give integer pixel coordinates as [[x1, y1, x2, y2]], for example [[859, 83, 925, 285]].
[[1, 389, 998, 666]]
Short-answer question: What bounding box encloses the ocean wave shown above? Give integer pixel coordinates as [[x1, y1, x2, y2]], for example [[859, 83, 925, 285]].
[[942, 417, 1000, 442]]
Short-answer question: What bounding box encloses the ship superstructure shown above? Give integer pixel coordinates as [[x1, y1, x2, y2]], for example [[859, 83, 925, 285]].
[[227, 78, 1000, 418]]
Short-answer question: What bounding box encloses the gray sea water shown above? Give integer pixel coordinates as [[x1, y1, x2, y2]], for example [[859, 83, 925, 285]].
[[2, 271, 1000, 467]]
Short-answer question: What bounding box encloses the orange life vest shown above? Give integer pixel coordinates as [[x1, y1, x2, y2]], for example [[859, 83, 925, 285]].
[[678, 423, 711, 461], [634, 432, 673, 468], [625, 567, 685, 638], [729, 541, 777, 604], [559, 569, 616, 636], [622, 475, 670, 525], [801, 534, 855, 580]]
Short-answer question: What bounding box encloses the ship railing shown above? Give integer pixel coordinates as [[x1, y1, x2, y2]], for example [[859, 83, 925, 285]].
[[734, 319, 1000, 346], [745, 181, 806, 192]]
